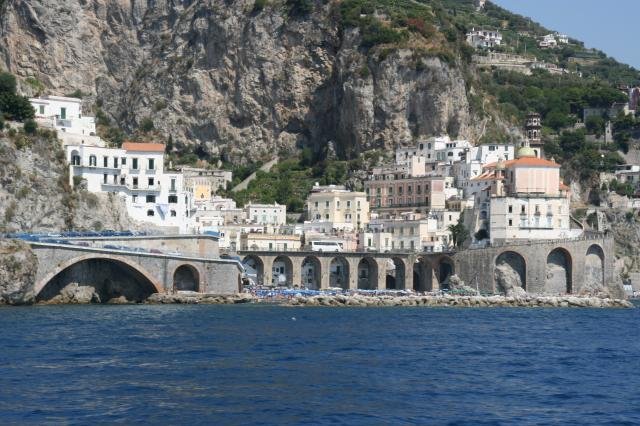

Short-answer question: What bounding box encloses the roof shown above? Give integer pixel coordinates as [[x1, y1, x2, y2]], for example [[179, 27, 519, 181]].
[[122, 142, 165, 152], [559, 183, 570, 190], [470, 170, 502, 181], [484, 157, 561, 169]]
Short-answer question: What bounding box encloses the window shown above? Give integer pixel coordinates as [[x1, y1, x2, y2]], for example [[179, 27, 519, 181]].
[[103, 174, 107, 184], [508, 205, 513, 213], [132, 195, 138, 203], [39, 105, 44, 114], [388, 187, 393, 195], [132, 177, 138, 188], [113, 174, 117, 184], [148, 177, 154, 187], [120, 177, 125, 185], [170, 178, 176, 191], [325, 201, 329, 208], [71, 155, 81, 165], [146, 195, 156, 203], [148, 158, 155, 170], [89, 155, 96, 166], [132, 158, 138, 170], [122, 157, 127, 166], [509, 219, 513, 226], [521, 205, 525, 213], [60, 107, 66, 120], [168, 195, 178, 204], [314, 201, 318, 208], [103, 156, 108, 167], [336, 201, 340, 209], [170, 210, 177, 217], [347, 200, 351, 208], [147, 209, 154, 216], [325, 214, 329, 219]]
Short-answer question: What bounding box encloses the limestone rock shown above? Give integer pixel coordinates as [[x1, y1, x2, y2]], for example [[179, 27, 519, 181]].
[[0, 0, 494, 163], [0, 239, 37, 305]]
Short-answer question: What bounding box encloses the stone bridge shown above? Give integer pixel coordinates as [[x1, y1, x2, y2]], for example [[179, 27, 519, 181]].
[[239, 233, 620, 296], [30, 241, 242, 302]]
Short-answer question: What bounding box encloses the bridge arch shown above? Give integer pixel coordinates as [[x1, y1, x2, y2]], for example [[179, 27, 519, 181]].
[[434, 255, 455, 289], [173, 264, 200, 292], [357, 257, 378, 290], [272, 255, 293, 287], [413, 257, 433, 292], [546, 248, 572, 294], [35, 254, 163, 302], [584, 244, 605, 290], [386, 257, 406, 290], [242, 255, 264, 286], [494, 251, 527, 294], [301, 256, 322, 289], [330, 256, 349, 289]]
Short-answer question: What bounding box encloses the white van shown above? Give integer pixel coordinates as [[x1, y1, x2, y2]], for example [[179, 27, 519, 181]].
[[310, 241, 343, 252]]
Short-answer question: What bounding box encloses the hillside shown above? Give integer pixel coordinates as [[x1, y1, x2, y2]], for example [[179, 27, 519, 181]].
[[2, 0, 640, 210]]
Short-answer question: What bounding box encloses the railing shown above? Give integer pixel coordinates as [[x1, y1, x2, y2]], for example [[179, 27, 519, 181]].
[[472, 231, 608, 250]]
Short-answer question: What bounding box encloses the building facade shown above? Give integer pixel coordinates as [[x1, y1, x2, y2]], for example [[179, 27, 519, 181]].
[[66, 142, 194, 232], [306, 185, 369, 231]]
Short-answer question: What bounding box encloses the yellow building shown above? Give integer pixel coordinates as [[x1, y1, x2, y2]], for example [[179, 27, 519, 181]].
[[305, 185, 370, 231]]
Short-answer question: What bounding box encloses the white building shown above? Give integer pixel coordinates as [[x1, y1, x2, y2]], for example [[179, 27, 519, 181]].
[[473, 145, 582, 243], [30, 95, 102, 146], [395, 136, 472, 167], [539, 34, 558, 48], [466, 28, 503, 49], [66, 142, 194, 232], [556, 33, 569, 44], [245, 203, 287, 226]]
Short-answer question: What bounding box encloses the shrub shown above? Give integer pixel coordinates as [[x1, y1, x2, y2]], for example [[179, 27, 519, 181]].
[[65, 89, 84, 99], [139, 117, 154, 133], [253, 0, 267, 12], [0, 72, 17, 94], [287, 0, 312, 17], [23, 119, 37, 134]]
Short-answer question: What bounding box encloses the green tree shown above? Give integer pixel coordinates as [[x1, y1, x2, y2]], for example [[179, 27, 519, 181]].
[[0, 72, 17, 94], [585, 115, 605, 136], [448, 221, 469, 249]]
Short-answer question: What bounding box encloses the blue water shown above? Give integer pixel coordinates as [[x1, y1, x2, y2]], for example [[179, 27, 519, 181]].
[[1, 305, 639, 425]]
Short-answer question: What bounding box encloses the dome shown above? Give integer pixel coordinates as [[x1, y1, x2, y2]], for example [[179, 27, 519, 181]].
[[517, 145, 536, 158], [495, 157, 506, 170]]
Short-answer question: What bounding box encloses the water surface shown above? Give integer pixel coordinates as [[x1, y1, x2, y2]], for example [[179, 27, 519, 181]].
[[0, 304, 639, 425]]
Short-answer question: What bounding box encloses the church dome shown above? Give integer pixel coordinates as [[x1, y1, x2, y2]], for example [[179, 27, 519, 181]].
[[517, 145, 536, 158]]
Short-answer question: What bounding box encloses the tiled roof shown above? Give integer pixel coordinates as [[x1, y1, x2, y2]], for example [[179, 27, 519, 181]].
[[484, 157, 560, 169], [122, 142, 166, 152]]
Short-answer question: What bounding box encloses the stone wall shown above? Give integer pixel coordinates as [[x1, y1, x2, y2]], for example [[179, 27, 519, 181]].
[[454, 234, 622, 297], [63, 235, 220, 258]]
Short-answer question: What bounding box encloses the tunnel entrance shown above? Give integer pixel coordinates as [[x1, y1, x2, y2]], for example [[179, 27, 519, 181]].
[[37, 258, 159, 303]]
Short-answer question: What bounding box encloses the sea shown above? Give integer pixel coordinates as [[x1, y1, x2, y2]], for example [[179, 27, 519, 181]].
[[0, 304, 639, 425]]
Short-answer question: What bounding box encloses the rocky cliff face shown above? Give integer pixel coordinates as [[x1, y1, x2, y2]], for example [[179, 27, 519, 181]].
[[0, 239, 37, 304], [0, 0, 479, 162]]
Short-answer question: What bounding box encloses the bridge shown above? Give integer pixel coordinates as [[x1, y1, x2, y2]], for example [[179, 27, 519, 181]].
[[26, 235, 242, 302], [239, 233, 620, 296]]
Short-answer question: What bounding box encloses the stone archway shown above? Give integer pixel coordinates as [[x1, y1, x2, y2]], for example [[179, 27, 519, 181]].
[[584, 244, 605, 291], [36, 256, 162, 303], [413, 257, 433, 292], [242, 255, 264, 286], [435, 256, 455, 289], [546, 248, 572, 294], [173, 264, 200, 292], [357, 257, 378, 290], [330, 257, 349, 289], [272, 256, 293, 287], [301, 256, 322, 289], [386, 257, 406, 290], [495, 251, 526, 294]]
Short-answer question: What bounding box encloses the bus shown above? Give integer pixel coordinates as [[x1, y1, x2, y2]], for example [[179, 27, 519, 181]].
[[310, 240, 343, 252]]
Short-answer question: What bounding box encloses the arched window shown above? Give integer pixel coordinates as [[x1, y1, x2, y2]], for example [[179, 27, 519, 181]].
[[89, 155, 96, 167], [147, 210, 154, 216]]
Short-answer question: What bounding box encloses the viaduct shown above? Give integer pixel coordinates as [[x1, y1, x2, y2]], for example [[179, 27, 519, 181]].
[[239, 233, 621, 297]]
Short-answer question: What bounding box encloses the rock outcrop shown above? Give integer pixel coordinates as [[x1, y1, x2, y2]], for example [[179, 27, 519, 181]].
[[0, 0, 484, 163], [0, 239, 37, 304]]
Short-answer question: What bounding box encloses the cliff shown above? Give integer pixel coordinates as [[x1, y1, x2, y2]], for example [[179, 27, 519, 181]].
[[0, 0, 484, 162], [0, 239, 37, 304]]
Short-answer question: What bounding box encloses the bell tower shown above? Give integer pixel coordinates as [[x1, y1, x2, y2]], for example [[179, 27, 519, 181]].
[[525, 112, 543, 158]]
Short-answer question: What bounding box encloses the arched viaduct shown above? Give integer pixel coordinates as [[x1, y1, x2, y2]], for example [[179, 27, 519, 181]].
[[30, 242, 242, 302], [239, 234, 621, 297]]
